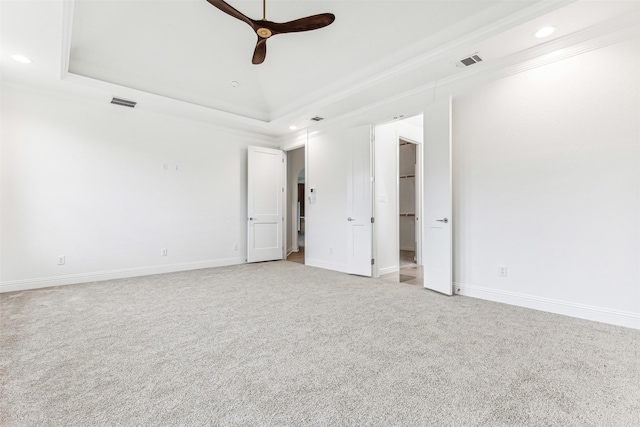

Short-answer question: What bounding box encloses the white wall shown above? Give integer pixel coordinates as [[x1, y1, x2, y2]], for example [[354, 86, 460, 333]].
[[452, 37, 640, 327], [305, 128, 349, 272], [0, 84, 272, 291], [286, 146, 305, 254]]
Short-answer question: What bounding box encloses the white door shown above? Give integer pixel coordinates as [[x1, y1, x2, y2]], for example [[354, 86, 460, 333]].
[[247, 145, 284, 263], [346, 125, 373, 276], [423, 97, 453, 295]]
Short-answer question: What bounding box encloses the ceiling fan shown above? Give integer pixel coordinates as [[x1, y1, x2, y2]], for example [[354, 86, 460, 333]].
[[205, 0, 335, 64]]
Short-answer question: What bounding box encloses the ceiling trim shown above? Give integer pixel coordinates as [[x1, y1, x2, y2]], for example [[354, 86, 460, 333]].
[[474, 15, 639, 86], [5, 78, 280, 146], [60, 0, 573, 132], [63, 72, 273, 129], [60, 0, 277, 135], [269, 0, 576, 124], [290, 16, 639, 140], [58, 0, 637, 139]]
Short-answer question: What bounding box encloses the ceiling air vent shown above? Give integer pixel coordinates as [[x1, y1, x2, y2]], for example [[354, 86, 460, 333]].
[[111, 97, 137, 108], [310, 116, 324, 122], [459, 53, 483, 67]]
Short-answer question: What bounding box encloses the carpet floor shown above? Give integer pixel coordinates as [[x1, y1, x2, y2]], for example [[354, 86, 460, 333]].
[[1, 261, 639, 426]]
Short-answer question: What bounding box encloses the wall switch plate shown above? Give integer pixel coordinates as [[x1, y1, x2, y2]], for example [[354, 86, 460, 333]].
[[498, 265, 507, 277], [233, 244, 238, 250], [161, 248, 168, 256], [58, 256, 65, 265]]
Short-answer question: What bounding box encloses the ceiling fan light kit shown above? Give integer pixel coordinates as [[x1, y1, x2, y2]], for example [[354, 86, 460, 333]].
[[205, 0, 335, 64]]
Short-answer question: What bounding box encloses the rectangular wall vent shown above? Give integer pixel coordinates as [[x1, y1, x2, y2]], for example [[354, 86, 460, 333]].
[[459, 53, 483, 67], [111, 97, 137, 108], [310, 116, 324, 122]]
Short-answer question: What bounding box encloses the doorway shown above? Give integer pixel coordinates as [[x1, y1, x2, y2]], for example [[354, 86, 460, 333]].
[[286, 146, 306, 264], [398, 138, 422, 285], [373, 114, 423, 284]]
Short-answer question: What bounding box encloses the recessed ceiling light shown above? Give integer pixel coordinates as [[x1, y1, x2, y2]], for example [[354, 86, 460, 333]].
[[289, 125, 298, 130], [11, 54, 32, 64], [534, 26, 557, 38]]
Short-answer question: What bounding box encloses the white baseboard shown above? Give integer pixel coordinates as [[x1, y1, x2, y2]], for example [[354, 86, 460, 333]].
[[378, 266, 399, 277], [0, 257, 245, 293], [305, 258, 347, 274], [455, 282, 640, 330]]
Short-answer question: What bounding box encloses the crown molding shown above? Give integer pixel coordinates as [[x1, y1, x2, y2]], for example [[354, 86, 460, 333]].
[[268, 0, 576, 124], [60, 0, 573, 135], [448, 14, 640, 91], [301, 15, 639, 134], [59, 0, 275, 135], [59, 0, 637, 139]]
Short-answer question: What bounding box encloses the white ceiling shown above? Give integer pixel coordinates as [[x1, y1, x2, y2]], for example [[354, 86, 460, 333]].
[[1, 0, 639, 137]]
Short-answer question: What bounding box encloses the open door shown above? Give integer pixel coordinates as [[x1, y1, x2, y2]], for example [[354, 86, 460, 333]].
[[346, 125, 373, 276], [423, 97, 453, 295], [247, 145, 285, 263]]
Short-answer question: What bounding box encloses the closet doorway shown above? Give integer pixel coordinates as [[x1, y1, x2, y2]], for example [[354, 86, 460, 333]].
[[372, 114, 424, 284], [398, 138, 423, 285]]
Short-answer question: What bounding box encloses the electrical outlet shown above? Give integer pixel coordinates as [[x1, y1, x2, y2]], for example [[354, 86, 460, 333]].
[[233, 243, 238, 251], [329, 247, 333, 255], [498, 265, 507, 277], [161, 248, 168, 256], [58, 255, 65, 265]]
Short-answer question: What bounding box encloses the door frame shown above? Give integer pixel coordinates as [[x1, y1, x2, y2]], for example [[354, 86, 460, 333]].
[[282, 139, 308, 262], [371, 116, 425, 279]]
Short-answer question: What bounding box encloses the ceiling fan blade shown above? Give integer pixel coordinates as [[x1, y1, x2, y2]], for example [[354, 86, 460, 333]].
[[206, 1, 334, 64], [205, 0, 257, 30], [268, 13, 335, 35], [252, 38, 267, 64]]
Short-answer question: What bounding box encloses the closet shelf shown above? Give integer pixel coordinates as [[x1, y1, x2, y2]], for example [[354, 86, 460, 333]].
[[399, 213, 416, 217], [399, 174, 415, 179]]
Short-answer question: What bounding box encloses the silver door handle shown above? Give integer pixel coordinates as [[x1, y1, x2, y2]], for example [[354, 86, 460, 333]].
[[436, 218, 448, 223], [347, 217, 355, 221]]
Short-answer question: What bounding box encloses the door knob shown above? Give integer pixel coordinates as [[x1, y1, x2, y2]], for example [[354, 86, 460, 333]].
[[436, 218, 448, 223], [347, 217, 355, 222], [248, 217, 255, 221]]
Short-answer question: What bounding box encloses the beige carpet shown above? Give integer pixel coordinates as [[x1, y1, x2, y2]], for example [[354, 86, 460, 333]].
[[1, 261, 639, 426]]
